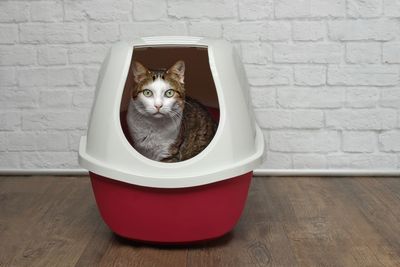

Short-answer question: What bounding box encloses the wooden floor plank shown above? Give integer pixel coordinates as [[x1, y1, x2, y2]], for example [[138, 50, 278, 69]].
[[1, 176, 400, 267]]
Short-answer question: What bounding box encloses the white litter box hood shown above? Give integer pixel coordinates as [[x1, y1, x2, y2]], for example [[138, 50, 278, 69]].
[[79, 36, 264, 188]]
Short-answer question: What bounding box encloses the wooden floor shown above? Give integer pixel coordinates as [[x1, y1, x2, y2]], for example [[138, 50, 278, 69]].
[[0, 176, 400, 267]]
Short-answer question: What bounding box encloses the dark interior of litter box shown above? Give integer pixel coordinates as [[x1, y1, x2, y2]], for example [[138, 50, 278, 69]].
[[120, 46, 220, 159]]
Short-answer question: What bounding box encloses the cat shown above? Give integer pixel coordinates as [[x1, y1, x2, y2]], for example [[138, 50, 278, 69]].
[[126, 60, 217, 162]]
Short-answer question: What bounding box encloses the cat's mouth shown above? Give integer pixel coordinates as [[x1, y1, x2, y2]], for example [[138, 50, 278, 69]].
[[153, 111, 164, 118]]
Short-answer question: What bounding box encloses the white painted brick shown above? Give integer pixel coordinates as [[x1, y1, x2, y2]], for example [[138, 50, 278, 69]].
[[342, 131, 376, 152], [250, 87, 275, 108], [346, 43, 381, 64], [168, 0, 236, 19], [68, 45, 108, 64], [73, 90, 94, 108], [328, 65, 398, 86], [381, 88, 400, 108], [275, 0, 345, 18], [292, 21, 326, 41], [0, 152, 20, 168], [8, 132, 69, 152], [0, 2, 29, 22], [0, 88, 39, 109], [328, 19, 399, 41], [241, 43, 272, 64], [294, 66, 326, 86], [0, 25, 18, 44], [255, 109, 323, 129], [19, 23, 86, 44], [22, 111, 89, 130], [40, 90, 72, 108], [21, 152, 78, 168], [0, 112, 21, 131], [245, 65, 292, 86], [345, 87, 379, 108], [0, 46, 36, 66], [327, 153, 398, 169], [68, 130, 86, 151], [326, 109, 397, 130], [188, 22, 222, 38], [120, 22, 187, 39], [30, 1, 64, 22], [261, 151, 292, 169], [83, 67, 100, 86], [384, 0, 400, 17], [293, 154, 327, 169], [64, 0, 132, 22], [270, 130, 340, 152], [18, 68, 81, 87], [383, 43, 400, 63], [0, 69, 16, 87], [0, 133, 6, 151], [133, 0, 167, 20], [223, 22, 265, 41], [347, 0, 382, 18], [37, 46, 68, 66], [273, 44, 342, 63], [239, 0, 273, 20], [88, 24, 120, 43], [261, 22, 291, 41], [277, 87, 345, 108], [379, 131, 400, 151]]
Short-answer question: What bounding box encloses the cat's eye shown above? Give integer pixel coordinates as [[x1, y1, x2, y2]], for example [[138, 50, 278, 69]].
[[142, 89, 153, 97], [165, 89, 175, 98]]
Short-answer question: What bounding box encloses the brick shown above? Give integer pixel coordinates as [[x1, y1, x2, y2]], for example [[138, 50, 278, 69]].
[[168, 0, 236, 19], [0, 112, 21, 131], [293, 154, 327, 169], [22, 111, 89, 130], [379, 131, 400, 151], [292, 21, 326, 41], [0, 88, 39, 109], [273, 44, 342, 63], [0, 46, 36, 66], [270, 130, 340, 152], [37, 46, 67, 66], [83, 67, 100, 86], [261, 151, 292, 169], [0, 69, 16, 87], [261, 22, 291, 41], [0, 25, 18, 44], [0, 2, 29, 22], [30, 1, 64, 22], [73, 90, 94, 108], [326, 109, 397, 130], [40, 90, 72, 108], [275, 0, 345, 18], [346, 43, 381, 63], [294, 66, 326, 86], [347, 0, 382, 18], [0, 152, 20, 168], [18, 68, 81, 87], [342, 131, 376, 152], [345, 87, 379, 108], [68, 45, 108, 64], [383, 43, 400, 63], [19, 23, 86, 44], [328, 65, 398, 86], [188, 22, 222, 38], [64, 0, 132, 22], [250, 87, 275, 108], [133, 0, 167, 20], [328, 19, 398, 41], [255, 109, 323, 129], [327, 153, 398, 169], [384, 0, 400, 17], [241, 43, 272, 64], [223, 22, 265, 41], [120, 22, 187, 40], [245, 65, 292, 86], [381, 88, 400, 108], [88, 24, 120, 43], [277, 87, 345, 108], [238, 0, 273, 20], [68, 130, 86, 151], [8, 132, 69, 152], [21, 152, 79, 168]]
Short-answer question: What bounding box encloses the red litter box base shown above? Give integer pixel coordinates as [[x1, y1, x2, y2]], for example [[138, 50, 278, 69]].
[[89, 171, 252, 244]]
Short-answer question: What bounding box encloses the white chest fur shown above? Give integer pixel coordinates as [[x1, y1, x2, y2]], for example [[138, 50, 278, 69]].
[[126, 102, 182, 161]]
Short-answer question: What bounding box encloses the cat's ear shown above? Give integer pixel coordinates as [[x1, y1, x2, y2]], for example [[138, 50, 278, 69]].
[[132, 61, 149, 83], [167, 60, 185, 84]]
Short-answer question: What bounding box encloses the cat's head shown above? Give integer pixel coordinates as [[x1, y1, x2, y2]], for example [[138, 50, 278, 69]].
[[131, 60, 185, 119]]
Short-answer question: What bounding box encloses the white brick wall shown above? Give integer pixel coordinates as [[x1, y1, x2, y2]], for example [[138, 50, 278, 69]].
[[0, 0, 399, 170]]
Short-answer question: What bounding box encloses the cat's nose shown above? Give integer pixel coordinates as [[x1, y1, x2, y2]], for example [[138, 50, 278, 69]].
[[154, 104, 163, 110]]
